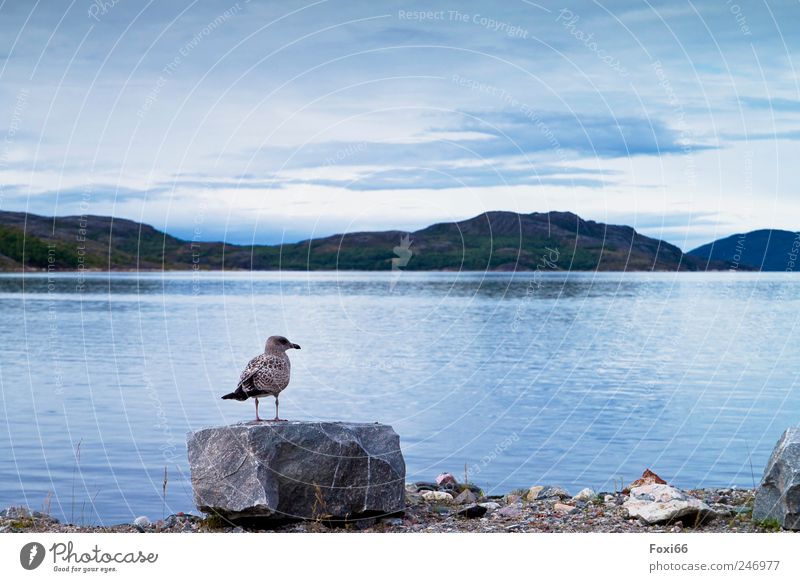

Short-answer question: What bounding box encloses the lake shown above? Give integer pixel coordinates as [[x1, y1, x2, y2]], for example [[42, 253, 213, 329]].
[[1, 271, 798, 524]]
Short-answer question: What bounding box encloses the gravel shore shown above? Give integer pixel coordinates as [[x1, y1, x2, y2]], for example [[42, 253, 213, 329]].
[[0, 485, 790, 533]]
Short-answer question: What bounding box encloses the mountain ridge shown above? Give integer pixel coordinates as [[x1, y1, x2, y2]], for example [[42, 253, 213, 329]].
[[688, 229, 800, 271], [0, 209, 742, 272]]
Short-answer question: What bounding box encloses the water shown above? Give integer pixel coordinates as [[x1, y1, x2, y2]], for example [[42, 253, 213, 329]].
[[1, 271, 798, 524]]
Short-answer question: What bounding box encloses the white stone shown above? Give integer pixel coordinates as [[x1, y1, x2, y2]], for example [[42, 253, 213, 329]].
[[572, 487, 596, 501], [421, 490, 454, 504], [478, 502, 501, 512], [622, 484, 715, 525], [133, 516, 150, 528]]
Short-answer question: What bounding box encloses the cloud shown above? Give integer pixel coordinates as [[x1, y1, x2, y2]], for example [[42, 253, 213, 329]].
[[723, 130, 800, 142], [277, 164, 612, 191], [455, 109, 712, 158], [741, 97, 800, 112]]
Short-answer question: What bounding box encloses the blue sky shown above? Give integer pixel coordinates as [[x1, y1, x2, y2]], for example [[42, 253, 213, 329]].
[[1, 0, 798, 249]]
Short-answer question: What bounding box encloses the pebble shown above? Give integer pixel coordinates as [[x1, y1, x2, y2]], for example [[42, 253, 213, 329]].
[[573, 488, 596, 502], [421, 490, 454, 504], [497, 506, 521, 519], [479, 502, 501, 512], [382, 517, 404, 527], [604, 495, 615, 504], [133, 516, 150, 530], [525, 486, 544, 501], [538, 486, 570, 499], [454, 490, 477, 505], [554, 503, 579, 515]]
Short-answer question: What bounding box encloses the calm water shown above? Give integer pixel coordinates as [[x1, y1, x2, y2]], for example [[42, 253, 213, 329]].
[[1, 271, 798, 524]]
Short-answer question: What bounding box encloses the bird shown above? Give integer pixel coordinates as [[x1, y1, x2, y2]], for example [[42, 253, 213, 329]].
[[221, 336, 301, 422]]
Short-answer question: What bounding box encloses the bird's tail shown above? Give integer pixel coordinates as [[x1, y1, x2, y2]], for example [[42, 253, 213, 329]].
[[221, 388, 248, 401]]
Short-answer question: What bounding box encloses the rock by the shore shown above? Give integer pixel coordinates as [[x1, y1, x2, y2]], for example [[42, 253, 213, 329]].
[[454, 490, 477, 505], [421, 490, 454, 504], [754, 428, 800, 530], [573, 488, 596, 502], [623, 483, 716, 526], [526, 485, 569, 501], [187, 421, 405, 520], [554, 503, 578, 515]]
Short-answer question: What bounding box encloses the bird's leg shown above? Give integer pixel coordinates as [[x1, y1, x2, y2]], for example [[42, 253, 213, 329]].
[[273, 396, 285, 421], [255, 398, 262, 422]]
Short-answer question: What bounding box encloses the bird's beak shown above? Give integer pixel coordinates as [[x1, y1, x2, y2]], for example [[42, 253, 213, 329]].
[[292, 343, 301, 350]]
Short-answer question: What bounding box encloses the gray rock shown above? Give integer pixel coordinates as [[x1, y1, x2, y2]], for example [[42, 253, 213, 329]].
[[405, 492, 424, 506], [187, 421, 405, 520], [133, 516, 150, 528], [496, 505, 521, 519], [554, 502, 579, 515], [381, 517, 404, 526], [526, 485, 569, 501], [754, 427, 800, 530], [478, 501, 501, 513], [623, 484, 716, 526], [539, 486, 570, 499], [453, 489, 477, 505], [572, 487, 596, 502], [464, 484, 483, 497]]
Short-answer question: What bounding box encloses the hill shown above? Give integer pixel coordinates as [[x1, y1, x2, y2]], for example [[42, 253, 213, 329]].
[[0, 209, 736, 272], [688, 229, 800, 271]]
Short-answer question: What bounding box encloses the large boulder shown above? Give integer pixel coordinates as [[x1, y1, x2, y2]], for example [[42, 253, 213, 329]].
[[754, 428, 800, 530], [187, 421, 405, 520], [623, 484, 716, 526]]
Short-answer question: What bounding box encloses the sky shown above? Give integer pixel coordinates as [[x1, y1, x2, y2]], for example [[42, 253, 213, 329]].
[[0, 0, 798, 250]]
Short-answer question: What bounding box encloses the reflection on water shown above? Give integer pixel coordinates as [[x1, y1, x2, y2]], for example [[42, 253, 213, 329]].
[[0, 271, 798, 524]]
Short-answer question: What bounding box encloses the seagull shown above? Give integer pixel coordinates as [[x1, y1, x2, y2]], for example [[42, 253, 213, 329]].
[[222, 336, 301, 421]]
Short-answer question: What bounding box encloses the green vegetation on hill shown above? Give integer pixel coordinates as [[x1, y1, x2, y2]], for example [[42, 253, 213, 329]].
[[0, 225, 96, 269], [0, 209, 738, 272]]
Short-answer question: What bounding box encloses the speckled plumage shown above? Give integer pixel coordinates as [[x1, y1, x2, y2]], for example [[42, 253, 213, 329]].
[[221, 335, 301, 421], [237, 352, 291, 398]]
